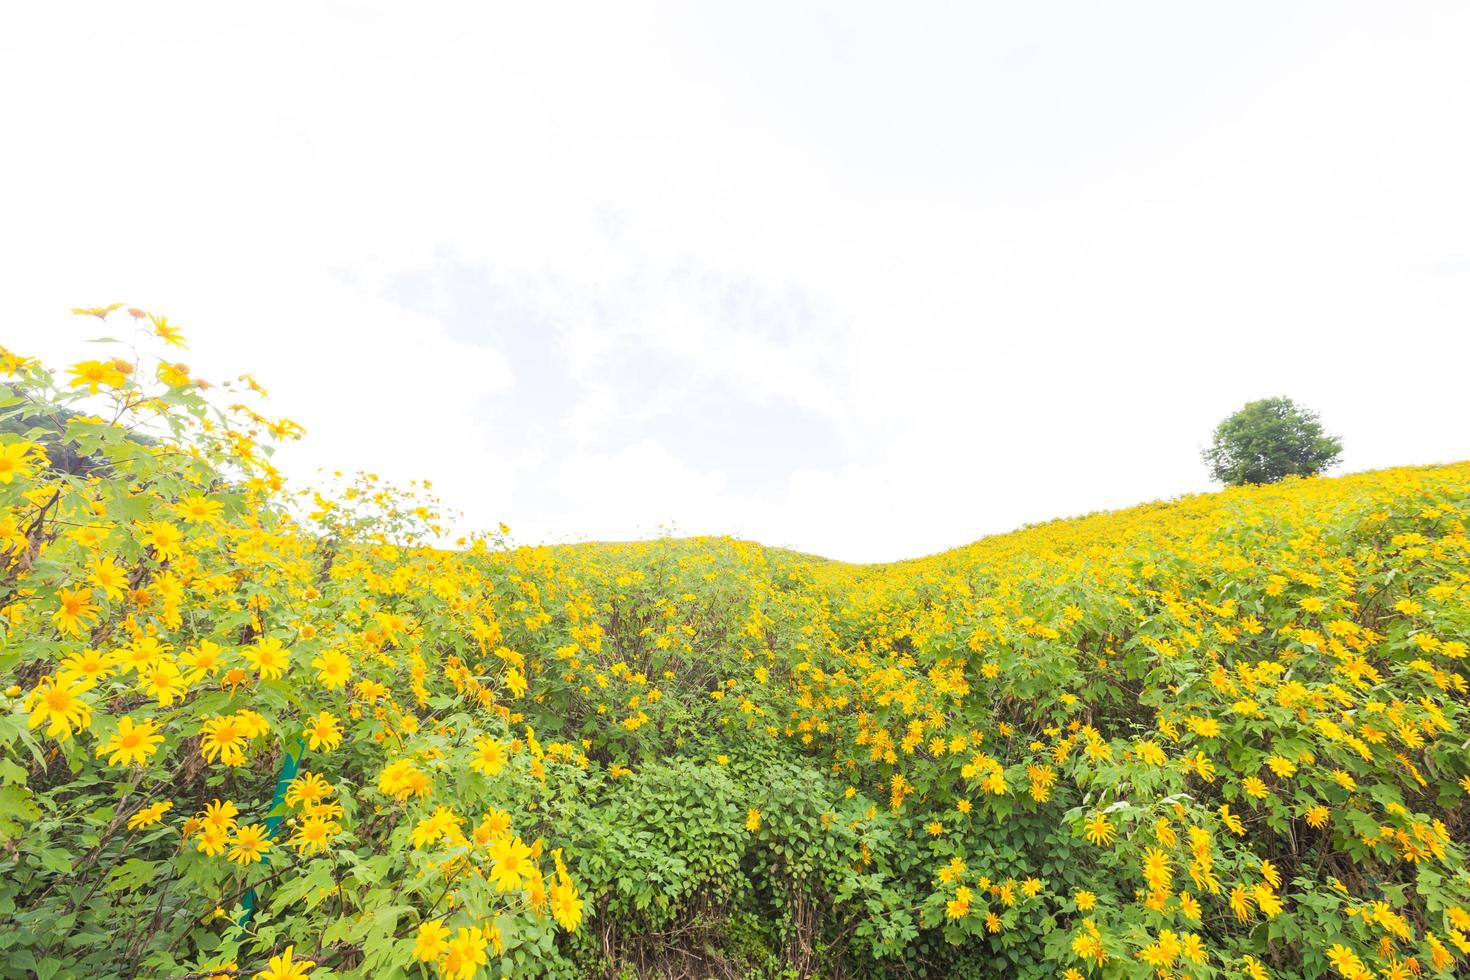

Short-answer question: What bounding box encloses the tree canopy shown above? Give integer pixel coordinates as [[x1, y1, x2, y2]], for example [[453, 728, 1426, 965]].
[[1203, 396, 1342, 485]]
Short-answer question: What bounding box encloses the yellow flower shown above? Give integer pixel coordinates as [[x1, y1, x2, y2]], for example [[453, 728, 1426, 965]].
[[1139, 929, 1181, 967], [137, 521, 184, 561], [228, 823, 272, 866], [139, 658, 187, 706], [284, 772, 334, 809], [252, 945, 313, 980], [1325, 943, 1367, 978], [413, 920, 450, 962], [127, 801, 173, 830], [411, 806, 461, 849], [747, 808, 762, 833], [174, 494, 222, 524], [51, 587, 99, 638], [550, 879, 585, 931], [1230, 884, 1254, 921], [1141, 848, 1172, 891], [1083, 812, 1115, 847], [303, 711, 342, 752], [379, 758, 430, 800], [289, 815, 340, 855], [70, 303, 124, 319], [1241, 953, 1270, 980], [149, 313, 188, 348], [58, 647, 115, 684], [0, 441, 43, 484], [199, 715, 250, 767], [201, 799, 239, 832], [242, 637, 290, 680], [67, 359, 127, 393], [195, 824, 229, 857], [487, 835, 533, 892], [1074, 890, 1097, 911], [89, 557, 128, 601], [97, 716, 164, 767], [25, 674, 94, 741], [311, 648, 351, 689], [439, 927, 488, 980], [469, 735, 507, 776]]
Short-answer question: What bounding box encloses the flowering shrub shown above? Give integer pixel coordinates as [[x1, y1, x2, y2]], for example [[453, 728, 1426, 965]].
[[2, 308, 1469, 979]]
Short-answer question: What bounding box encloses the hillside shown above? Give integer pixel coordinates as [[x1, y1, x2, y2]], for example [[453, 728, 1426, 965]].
[[2, 326, 1469, 979]]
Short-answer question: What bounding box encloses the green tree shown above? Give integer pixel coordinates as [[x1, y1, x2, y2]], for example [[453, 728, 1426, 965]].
[[1203, 396, 1343, 485]]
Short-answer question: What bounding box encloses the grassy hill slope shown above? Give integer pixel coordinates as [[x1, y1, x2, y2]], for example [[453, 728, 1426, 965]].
[[2, 325, 1468, 979]]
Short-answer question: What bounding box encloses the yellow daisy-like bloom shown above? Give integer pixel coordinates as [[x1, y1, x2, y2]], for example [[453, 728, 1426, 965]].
[[25, 674, 94, 741], [88, 555, 127, 602], [174, 494, 222, 524], [439, 927, 489, 980], [411, 806, 462, 849], [550, 879, 585, 931], [289, 815, 340, 856], [488, 835, 534, 892], [1083, 812, 1115, 847], [67, 359, 127, 393], [946, 887, 972, 920], [379, 758, 431, 800], [0, 441, 41, 483], [127, 801, 173, 830], [1180, 932, 1208, 965], [147, 313, 187, 348], [51, 587, 99, 638], [413, 920, 451, 963], [284, 771, 334, 809], [97, 715, 164, 767], [139, 658, 187, 706], [252, 944, 313, 980], [199, 715, 250, 767], [195, 824, 230, 858], [303, 711, 342, 752], [469, 735, 507, 776], [179, 640, 225, 680], [137, 520, 184, 562], [746, 808, 762, 833], [201, 798, 239, 832], [228, 822, 272, 866], [58, 647, 116, 684], [310, 648, 351, 689], [1230, 884, 1254, 921], [242, 636, 290, 680]]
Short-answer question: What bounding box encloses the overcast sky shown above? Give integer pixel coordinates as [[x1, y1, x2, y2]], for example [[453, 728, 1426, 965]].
[[3, 3, 1467, 562]]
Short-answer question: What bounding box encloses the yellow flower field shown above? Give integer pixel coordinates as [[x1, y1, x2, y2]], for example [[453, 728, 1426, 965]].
[[1, 311, 1468, 979]]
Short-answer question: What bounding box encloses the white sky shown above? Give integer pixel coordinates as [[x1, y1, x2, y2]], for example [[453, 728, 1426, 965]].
[[2, 2, 1467, 563]]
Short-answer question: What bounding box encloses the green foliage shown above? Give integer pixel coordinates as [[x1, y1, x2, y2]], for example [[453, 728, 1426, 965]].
[[1203, 396, 1343, 485]]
